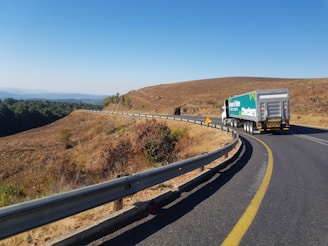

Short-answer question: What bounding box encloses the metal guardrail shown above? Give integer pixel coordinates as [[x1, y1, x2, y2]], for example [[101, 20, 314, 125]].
[[0, 111, 239, 240]]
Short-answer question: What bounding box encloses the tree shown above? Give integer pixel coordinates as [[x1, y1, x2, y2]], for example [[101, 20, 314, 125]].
[[0, 103, 18, 136], [0, 99, 102, 137]]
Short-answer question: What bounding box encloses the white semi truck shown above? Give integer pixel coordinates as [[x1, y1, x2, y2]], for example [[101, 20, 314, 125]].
[[221, 89, 290, 134]]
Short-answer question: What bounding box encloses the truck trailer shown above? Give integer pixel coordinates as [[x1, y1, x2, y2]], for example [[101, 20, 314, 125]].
[[221, 89, 290, 134]]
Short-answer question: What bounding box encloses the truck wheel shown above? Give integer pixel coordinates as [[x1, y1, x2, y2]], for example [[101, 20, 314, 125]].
[[249, 122, 254, 135], [243, 122, 247, 132], [246, 121, 250, 133], [235, 120, 239, 128]]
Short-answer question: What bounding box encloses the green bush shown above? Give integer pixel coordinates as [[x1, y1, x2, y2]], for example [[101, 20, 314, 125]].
[[142, 121, 178, 165], [0, 184, 26, 207]]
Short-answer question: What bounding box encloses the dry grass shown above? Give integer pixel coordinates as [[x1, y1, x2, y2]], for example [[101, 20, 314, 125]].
[[292, 113, 328, 129], [0, 112, 137, 196]]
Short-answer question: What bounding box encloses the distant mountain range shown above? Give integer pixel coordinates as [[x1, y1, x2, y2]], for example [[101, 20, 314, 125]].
[[0, 87, 107, 104]]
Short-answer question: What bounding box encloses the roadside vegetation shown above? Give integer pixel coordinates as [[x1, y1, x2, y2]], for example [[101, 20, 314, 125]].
[[0, 111, 233, 245], [0, 111, 231, 208]]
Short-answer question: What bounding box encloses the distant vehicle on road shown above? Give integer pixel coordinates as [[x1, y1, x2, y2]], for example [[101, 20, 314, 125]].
[[221, 89, 290, 134]]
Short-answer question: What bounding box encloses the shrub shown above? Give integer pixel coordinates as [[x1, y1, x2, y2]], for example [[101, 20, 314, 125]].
[[60, 128, 73, 149], [170, 128, 188, 139], [0, 184, 26, 207], [134, 119, 179, 165], [103, 137, 134, 176], [49, 155, 89, 191]]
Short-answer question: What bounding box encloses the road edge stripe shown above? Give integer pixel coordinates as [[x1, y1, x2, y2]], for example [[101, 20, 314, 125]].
[[221, 135, 273, 246]]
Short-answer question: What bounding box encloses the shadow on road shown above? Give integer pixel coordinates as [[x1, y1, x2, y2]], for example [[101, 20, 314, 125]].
[[289, 125, 328, 135], [97, 137, 253, 246], [269, 124, 328, 136]]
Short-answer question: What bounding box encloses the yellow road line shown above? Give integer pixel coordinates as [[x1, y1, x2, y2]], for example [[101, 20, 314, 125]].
[[221, 135, 273, 246]]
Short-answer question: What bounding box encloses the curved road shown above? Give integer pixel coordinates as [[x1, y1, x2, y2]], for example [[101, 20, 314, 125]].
[[89, 117, 328, 246]]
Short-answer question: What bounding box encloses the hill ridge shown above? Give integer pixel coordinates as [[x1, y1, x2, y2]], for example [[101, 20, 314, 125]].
[[106, 77, 327, 124]]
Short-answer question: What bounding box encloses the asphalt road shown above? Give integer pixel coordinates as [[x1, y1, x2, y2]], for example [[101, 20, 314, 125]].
[[88, 117, 328, 246], [242, 125, 328, 245]]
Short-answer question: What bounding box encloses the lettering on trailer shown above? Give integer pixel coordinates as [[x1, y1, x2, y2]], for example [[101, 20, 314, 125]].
[[229, 100, 241, 107], [229, 100, 240, 112], [241, 107, 257, 117]]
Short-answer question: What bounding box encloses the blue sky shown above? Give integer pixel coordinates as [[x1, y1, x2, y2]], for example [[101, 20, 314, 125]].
[[0, 0, 327, 95]]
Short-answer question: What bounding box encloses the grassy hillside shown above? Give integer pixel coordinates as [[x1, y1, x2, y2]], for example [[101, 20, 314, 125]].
[[107, 77, 328, 128], [0, 111, 232, 205]]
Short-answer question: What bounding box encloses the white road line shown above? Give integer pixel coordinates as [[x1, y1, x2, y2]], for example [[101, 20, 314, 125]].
[[295, 134, 328, 146]]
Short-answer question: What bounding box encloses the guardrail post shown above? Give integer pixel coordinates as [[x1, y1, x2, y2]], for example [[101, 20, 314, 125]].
[[113, 177, 123, 211], [224, 144, 229, 158], [113, 199, 123, 211], [113, 173, 128, 211]]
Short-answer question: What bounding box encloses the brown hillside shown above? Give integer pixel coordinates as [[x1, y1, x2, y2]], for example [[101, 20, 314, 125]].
[[0, 111, 232, 201], [0, 110, 234, 245], [108, 77, 328, 128]]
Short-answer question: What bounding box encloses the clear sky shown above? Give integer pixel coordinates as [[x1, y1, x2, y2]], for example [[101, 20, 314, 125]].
[[0, 0, 327, 95]]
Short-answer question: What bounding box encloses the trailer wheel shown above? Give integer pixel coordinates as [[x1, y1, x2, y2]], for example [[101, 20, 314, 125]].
[[233, 119, 238, 128], [249, 122, 254, 135], [243, 121, 247, 132], [246, 121, 250, 133]]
